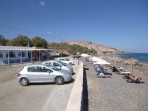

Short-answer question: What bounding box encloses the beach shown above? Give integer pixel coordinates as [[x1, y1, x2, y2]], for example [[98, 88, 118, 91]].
[[81, 55, 148, 111]]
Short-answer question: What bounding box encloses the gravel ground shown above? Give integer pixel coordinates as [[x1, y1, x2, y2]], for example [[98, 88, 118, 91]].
[[82, 60, 148, 111]]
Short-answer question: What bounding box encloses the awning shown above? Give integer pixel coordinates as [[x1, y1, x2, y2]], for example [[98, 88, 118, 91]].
[[93, 61, 110, 65], [91, 56, 110, 65], [0, 46, 51, 51], [81, 53, 90, 58]]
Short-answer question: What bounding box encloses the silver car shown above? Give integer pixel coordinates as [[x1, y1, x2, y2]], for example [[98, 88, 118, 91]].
[[42, 60, 74, 74], [17, 64, 72, 86], [56, 58, 74, 65]]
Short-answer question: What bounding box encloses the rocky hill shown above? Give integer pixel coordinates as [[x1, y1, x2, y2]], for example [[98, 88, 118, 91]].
[[66, 41, 123, 54]]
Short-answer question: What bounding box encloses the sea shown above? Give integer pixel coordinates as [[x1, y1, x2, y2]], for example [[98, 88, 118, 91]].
[[117, 53, 148, 62]]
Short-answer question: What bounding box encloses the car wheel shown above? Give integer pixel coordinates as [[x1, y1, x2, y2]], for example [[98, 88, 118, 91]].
[[55, 76, 64, 85], [20, 78, 29, 86]]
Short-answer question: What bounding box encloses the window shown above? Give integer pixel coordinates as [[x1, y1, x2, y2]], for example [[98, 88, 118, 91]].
[[59, 58, 69, 61], [65, 58, 69, 61], [18, 51, 26, 57], [6, 51, 16, 58], [44, 62, 52, 66], [0, 52, 3, 58], [28, 66, 52, 73], [28, 66, 41, 72], [28, 66, 38, 72], [53, 62, 60, 67], [40, 67, 49, 72]]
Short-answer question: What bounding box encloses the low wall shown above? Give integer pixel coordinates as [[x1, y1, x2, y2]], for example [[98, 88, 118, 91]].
[[66, 62, 84, 111]]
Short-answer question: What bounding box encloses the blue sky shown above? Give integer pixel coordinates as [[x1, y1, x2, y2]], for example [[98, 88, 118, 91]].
[[0, 0, 148, 52]]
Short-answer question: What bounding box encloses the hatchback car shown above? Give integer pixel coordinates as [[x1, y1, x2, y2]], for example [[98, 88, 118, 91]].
[[56, 58, 74, 65], [43, 64, 72, 75], [42, 60, 74, 74], [17, 64, 72, 86]]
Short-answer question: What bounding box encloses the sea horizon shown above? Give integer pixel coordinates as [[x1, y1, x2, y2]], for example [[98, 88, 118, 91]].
[[118, 53, 148, 62]]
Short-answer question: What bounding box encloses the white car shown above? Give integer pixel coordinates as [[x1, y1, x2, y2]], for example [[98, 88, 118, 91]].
[[42, 60, 73, 74], [17, 64, 72, 86], [56, 58, 74, 65]]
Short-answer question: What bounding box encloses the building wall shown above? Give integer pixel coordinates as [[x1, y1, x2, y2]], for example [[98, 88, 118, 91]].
[[0, 50, 29, 61]]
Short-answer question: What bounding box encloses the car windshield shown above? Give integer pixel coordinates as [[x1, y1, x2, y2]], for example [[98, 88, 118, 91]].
[[58, 61, 67, 66], [65, 58, 70, 61]]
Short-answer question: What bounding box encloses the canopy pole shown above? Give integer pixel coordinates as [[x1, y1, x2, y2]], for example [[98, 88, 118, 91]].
[[31, 50, 32, 63], [39, 50, 40, 61], [8, 50, 10, 65], [20, 50, 22, 64]]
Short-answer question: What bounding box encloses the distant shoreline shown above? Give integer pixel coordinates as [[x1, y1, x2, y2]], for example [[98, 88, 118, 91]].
[[116, 53, 148, 63]]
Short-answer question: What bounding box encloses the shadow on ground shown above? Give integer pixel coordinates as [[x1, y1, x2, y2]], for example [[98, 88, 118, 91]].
[[81, 68, 89, 111], [29, 78, 75, 86]]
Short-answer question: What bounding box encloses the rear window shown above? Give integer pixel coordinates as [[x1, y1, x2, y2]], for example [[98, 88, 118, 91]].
[[58, 61, 67, 66], [27, 66, 39, 72], [44, 62, 52, 66], [65, 58, 70, 61]]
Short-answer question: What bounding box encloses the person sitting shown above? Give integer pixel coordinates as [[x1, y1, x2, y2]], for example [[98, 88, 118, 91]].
[[112, 66, 131, 75]]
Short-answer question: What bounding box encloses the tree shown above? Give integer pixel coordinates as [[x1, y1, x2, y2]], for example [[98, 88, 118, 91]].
[[48, 42, 97, 55], [0, 35, 9, 46], [7, 34, 32, 46], [32, 36, 47, 47]]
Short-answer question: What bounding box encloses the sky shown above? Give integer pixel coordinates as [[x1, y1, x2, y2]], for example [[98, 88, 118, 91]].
[[0, 0, 148, 53]]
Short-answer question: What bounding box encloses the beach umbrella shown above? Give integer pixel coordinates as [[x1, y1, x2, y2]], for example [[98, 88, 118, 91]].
[[91, 56, 101, 62], [81, 53, 90, 58], [93, 61, 110, 65], [131, 64, 135, 76]]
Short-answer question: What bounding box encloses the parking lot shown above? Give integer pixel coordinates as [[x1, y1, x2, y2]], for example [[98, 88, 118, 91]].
[[0, 61, 79, 111]]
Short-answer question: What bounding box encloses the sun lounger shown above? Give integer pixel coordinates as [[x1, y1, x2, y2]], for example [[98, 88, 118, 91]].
[[98, 72, 111, 78], [123, 75, 144, 83], [96, 66, 112, 78], [112, 66, 131, 75], [127, 75, 144, 83]]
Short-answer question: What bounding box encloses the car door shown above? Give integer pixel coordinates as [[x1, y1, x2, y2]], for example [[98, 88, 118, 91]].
[[39, 66, 55, 82], [27, 66, 41, 82]]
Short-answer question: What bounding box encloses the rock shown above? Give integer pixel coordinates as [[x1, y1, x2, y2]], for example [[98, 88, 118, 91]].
[[66, 41, 123, 54]]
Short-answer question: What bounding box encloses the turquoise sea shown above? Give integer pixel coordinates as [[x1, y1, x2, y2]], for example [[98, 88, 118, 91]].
[[118, 53, 148, 62]]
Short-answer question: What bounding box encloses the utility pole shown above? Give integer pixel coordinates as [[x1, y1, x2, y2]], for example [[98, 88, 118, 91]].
[[60, 37, 63, 43], [58, 37, 63, 57]]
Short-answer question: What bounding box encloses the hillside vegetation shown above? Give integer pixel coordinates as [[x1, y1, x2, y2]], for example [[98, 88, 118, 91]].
[[67, 41, 123, 54], [1, 34, 123, 55], [48, 42, 97, 55]]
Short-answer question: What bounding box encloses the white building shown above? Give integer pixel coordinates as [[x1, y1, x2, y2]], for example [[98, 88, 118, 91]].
[[0, 46, 51, 65]]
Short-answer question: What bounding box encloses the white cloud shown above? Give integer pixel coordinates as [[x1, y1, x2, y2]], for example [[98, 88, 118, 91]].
[[47, 31, 52, 34], [40, 1, 45, 6], [30, 1, 46, 7]]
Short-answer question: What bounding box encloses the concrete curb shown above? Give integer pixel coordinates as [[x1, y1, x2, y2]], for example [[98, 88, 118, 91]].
[[66, 62, 83, 111]]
